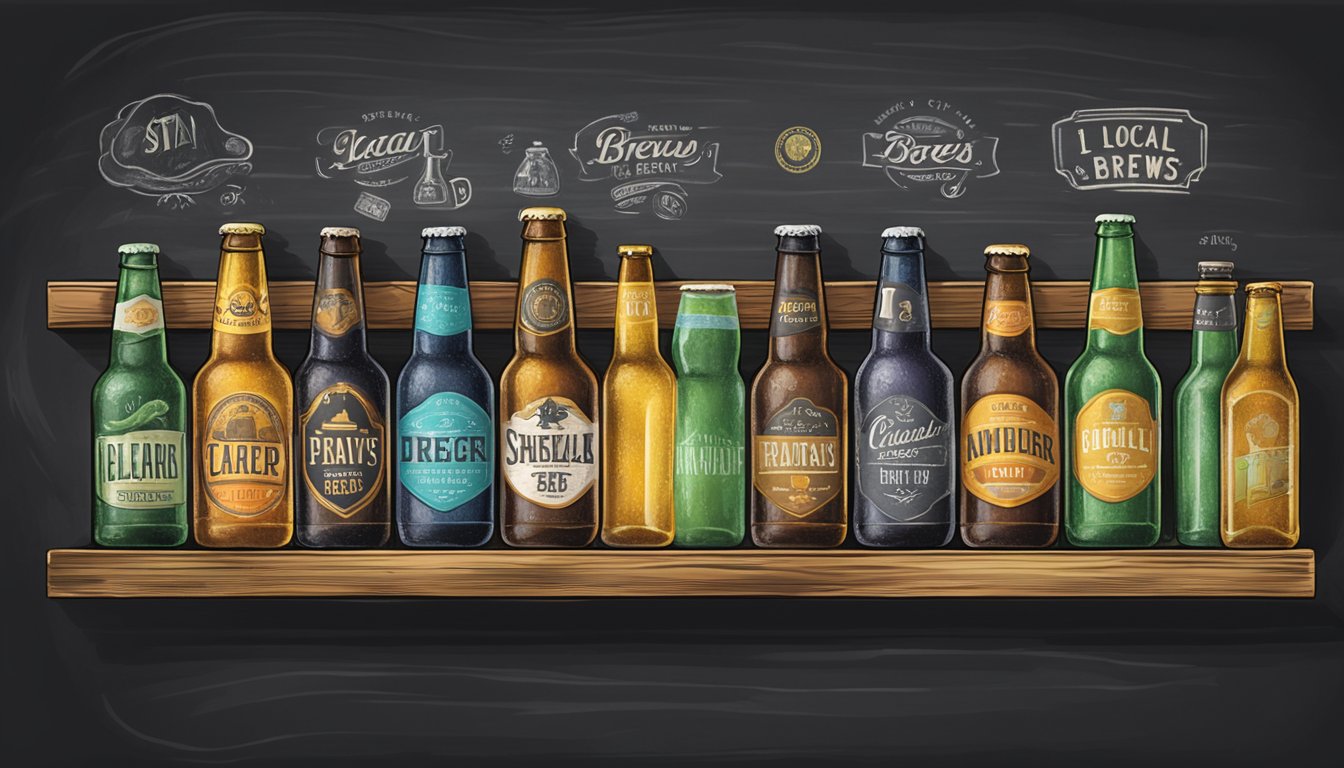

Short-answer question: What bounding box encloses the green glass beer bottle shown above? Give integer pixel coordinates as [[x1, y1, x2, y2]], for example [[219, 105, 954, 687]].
[[671, 284, 746, 547], [1174, 261, 1238, 547], [92, 243, 188, 546], [1064, 214, 1161, 547]]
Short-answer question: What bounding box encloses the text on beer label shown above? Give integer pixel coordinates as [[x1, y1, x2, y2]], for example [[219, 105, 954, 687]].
[[770, 289, 821, 336], [1073, 389, 1157, 503], [213, 286, 271, 335], [202, 392, 288, 517], [857, 395, 952, 521], [872, 281, 928, 334], [519, 278, 570, 336], [984, 300, 1033, 337], [399, 392, 494, 512], [1088, 287, 1143, 336], [962, 394, 1059, 508], [414, 284, 472, 337], [301, 383, 386, 519], [753, 397, 841, 518], [96, 429, 186, 509], [503, 397, 597, 509]]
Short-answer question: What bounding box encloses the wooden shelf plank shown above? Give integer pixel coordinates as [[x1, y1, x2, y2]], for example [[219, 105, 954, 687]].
[[46, 280, 1315, 331], [46, 548, 1314, 598]]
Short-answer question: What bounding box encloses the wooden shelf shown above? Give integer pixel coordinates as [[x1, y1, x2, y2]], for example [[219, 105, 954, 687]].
[[46, 280, 1315, 331], [46, 548, 1314, 598]]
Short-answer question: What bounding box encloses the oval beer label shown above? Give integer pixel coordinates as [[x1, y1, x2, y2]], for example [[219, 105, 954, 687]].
[[519, 278, 570, 335], [399, 392, 493, 511], [752, 397, 841, 518], [857, 395, 951, 521], [962, 394, 1059, 507], [503, 396, 597, 508], [213, 285, 271, 335], [984, 300, 1032, 337], [1087, 287, 1143, 335], [202, 392, 288, 516], [300, 383, 386, 519], [414, 284, 472, 337], [1073, 388, 1157, 502], [313, 288, 360, 336]]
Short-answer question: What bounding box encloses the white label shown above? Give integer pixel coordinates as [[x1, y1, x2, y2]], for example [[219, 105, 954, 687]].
[[502, 397, 597, 508], [112, 295, 165, 334]]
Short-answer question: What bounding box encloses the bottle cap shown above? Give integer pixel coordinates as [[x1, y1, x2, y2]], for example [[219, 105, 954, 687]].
[[774, 224, 822, 237], [117, 242, 160, 255], [1245, 281, 1282, 295], [519, 206, 567, 221], [984, 243, 1031, 257], [320, 226, 360, 238], [1197, 261, 1235, 279], [422, 226, 467, 238], [1095, 213, 1136, 224], [881, 226, 924, 238], [680, 283, 736, 293], [618, 244, 653, 257], [219, 222, 265, 235]]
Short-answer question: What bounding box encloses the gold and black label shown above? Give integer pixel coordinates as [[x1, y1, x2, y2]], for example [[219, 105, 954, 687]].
[[202, 392, 287, 516], [301, 383, 385, 519], [770, 289, 821, 336], [314, 288, 360, 336], [213, 286, 271, 335], [519, 278, 570, 335], [753, 397, 841, 518]]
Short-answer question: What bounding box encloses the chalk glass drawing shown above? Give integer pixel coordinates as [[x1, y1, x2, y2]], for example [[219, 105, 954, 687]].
[[514, 141, 561, 197], [776, 126, 821, 173], [1052, 108, 1208, 192], [500, 134, 516, 154], [315, 111, 471, 219], [219, 184, 246, 207], [98, 93, 254, 209], [570, 112, 722, 220], [862, 99, 999, 199], [1198, 232, 1239, 252]]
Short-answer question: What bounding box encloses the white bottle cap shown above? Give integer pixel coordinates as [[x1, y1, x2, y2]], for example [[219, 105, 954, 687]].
[[881, 226, 924, 238], [219, 222, 265, 235], [774, 224, 822, 237], [680, 283, 736, 292], [422, 226, 467, 238], [320, 226, 361, 238], [117, 242, 160, 255], [1095, 213, 1136, 224]]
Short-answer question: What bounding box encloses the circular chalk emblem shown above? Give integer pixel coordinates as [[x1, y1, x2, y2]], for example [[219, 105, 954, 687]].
[[775, 126, 821, 174]]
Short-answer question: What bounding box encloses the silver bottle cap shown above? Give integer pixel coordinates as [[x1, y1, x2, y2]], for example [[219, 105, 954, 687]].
[[422, 226, 467, 238]]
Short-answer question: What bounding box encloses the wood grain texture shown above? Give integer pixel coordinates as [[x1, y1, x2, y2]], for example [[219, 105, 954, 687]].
[[46, 279, 1316, 331], [46, 548, 1315, 598]]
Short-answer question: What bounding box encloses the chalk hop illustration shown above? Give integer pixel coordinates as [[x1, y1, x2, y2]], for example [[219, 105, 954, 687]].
[[98, 93, 253, 209]]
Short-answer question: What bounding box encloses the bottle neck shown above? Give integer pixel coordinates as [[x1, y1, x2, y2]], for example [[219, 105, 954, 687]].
[[614, 255, 659, 358], [516, 223, 577, 355], [980, 258, 1039, 354], [769, 250, 827, 362], [308, 252, 370, 361], [412, 244, 473, 357], [1189, 285, 1239, 365], [672, 291, 740, 376], [1242, 294, 1287, 367], [1085, 225, 1143, 354], [211, 245, 275, 358], [872, 242, 931, 353], [110, 253, 169, 368]]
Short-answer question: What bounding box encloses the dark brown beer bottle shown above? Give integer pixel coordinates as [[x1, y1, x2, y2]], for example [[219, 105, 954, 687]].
[[750, 225, 848, 547], [959, 244, 1061, 548], [499, 207, 600, 547]]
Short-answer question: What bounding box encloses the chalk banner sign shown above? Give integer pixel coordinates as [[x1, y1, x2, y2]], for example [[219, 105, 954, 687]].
[[570, 112, 723, 220], [1052, 107, 1208, 192]]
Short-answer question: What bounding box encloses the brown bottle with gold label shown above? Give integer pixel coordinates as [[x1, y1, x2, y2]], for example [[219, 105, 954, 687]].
[[750, 224, 848, 547], [499, 207, 600, 547], [295, 227, 391, 548], [193, 222, 294, 548], [959, 244, 1061, 548]]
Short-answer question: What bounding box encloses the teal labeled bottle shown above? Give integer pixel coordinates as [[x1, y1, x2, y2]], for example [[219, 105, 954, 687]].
[[91, 243, 188, 546], [395, 227, 495, 547], [1174, 261, 1238, 546]]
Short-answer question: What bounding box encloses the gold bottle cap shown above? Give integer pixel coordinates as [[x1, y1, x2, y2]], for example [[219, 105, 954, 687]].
[[422, 226, 467, 237], [117, 242, 159, 255], [519, 206, 567, 222], [1095, 213, 1136, 224], [219, 222, 266, 235], [774, 224, 822, 237], [1245, 281, 1283, 295], [680, 283, 736, 293], [618, 244, 653, 257], [320, 226, 361, 238], [984, 243, 1030, 257], [881, 226, 924, 238]]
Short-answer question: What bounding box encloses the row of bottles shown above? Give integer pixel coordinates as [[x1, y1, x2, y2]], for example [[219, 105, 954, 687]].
[[90, 211, 1299, 550]]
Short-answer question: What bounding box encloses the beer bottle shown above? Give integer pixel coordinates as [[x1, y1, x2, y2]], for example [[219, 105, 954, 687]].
[[750, 224, 848, 548], [499, 207, 600, 547], [602, 245, 676, 547], [295, 227, 390, 548], [396, 226, 495, 548], [1064, 214, 1161, 547], [1221, 282, 1299, 547], [853, 227, 955, 548], [1174, 261, 1238, 547], [92, 243, 188, 546], [194, 223, 294, 548], [672, 284, 745, 547], [960, 244, 1061, 548]]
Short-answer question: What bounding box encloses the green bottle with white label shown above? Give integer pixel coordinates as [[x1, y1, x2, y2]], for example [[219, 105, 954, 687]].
[[91, 243, 188, 546]]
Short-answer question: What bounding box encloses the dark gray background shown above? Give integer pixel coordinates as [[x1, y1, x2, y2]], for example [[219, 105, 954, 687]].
[[4, 1, 1342, 765]]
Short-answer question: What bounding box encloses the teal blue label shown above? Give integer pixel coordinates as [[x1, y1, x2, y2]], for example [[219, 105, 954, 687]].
[[414, 285, 472, 336], [398, 392, 493, 511], [674, 312, 738, 330]]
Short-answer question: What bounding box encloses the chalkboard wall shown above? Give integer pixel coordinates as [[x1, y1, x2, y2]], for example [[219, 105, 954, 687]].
[[4, 1, 1343, 765]]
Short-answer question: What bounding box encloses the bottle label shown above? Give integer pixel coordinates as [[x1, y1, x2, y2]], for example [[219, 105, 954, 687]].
[[313, 288, 360, 337], [1230, 390, 1294, 507], [414, 284, 472, 336], [1073, 389, 1157, 502], [96, 429, 185, 508], [984, 300, 1032, 337], [1087, 287, 1143, 335], [618, 282, 657, 324], [112, 294, 165, 335], [300, 383, 385, 519], [872, 281, 927, 333], [519, 278, 570, 335], [677, 427, 745, 478], [503, 397, 597, 507], [857, 395, 951, 521], [399, 392, 493, 511], [770, 289, 821, 336], [212, 285, 271, 335], [962, 394, 1059, 507], [753, 397, 841, 518], [202, 392, 288, 516], [1192, 293, 1237, 332], [674, 312, 739, 331]]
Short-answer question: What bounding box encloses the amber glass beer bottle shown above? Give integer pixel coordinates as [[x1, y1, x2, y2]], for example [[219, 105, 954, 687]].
[[499, 207, 600, 547], [602, 245, 676, 547], [295, 227, 391, 548], [751, 225, 848, 548], [1221, 282, 1299, 547], [960, 244, 1061, 548], [194, 223, 294, 547]]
